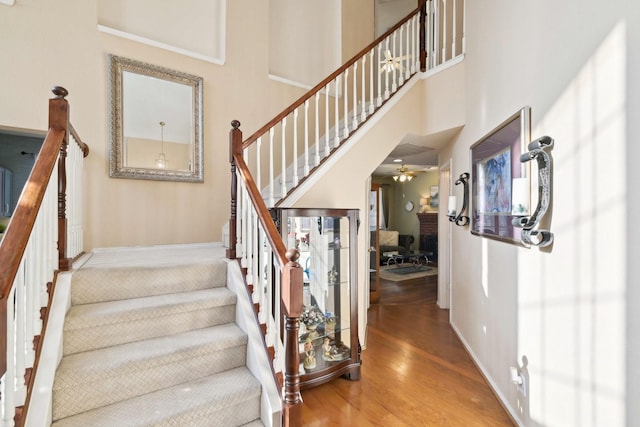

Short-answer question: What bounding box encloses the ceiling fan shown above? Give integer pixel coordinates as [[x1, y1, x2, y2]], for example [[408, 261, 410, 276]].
[[379, 49, 408, 73], [392, 163, 425, 182]]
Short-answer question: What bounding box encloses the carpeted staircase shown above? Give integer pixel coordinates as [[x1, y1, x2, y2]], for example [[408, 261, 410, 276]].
[[50, 247, 265, 426]]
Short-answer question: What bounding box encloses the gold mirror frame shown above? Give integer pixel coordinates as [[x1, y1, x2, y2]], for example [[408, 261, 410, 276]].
[[108, 54, 204, 182]]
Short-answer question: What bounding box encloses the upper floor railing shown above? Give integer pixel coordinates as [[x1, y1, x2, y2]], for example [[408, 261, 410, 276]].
[[228, 2, 466, 425], [239, 0, 465, 209], [0, 87, 89, 426]]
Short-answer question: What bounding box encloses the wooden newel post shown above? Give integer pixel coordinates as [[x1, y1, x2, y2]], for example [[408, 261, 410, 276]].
[[282, 248, 304, 427], [419, 0, 427, 71], [227, 120, 243, 260], [51, 86, 71, 271]]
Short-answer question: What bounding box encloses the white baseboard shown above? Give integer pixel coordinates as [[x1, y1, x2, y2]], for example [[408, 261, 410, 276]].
[[449, 321, 524, 427]]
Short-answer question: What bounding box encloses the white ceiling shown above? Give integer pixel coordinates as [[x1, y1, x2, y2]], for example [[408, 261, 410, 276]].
[[372, 126, 463, 177]]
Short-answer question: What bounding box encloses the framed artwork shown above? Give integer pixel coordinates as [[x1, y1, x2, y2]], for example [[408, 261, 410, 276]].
[[470, 106, 531, 246], [430, 186, 439, 208]]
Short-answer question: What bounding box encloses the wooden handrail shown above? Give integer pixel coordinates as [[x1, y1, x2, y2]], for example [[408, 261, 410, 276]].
[[241, 0, 426, 150], [0, 89, 69, 376], [69, 123, 90, 158], [230, 121, 288, 268]]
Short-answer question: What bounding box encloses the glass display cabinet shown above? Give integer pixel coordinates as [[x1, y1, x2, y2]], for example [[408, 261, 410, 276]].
[[272, 208, 361, 389]]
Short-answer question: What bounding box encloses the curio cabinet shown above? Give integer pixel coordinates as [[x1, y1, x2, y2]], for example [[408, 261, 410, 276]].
[[272, 208, 361, 389]]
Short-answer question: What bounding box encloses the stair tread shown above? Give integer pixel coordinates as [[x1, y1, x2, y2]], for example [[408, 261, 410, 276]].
[[51, 367, 262, 427], [71, 259, 228, 304], [55, 323, 247, 387], [65, 287, 236, 330]]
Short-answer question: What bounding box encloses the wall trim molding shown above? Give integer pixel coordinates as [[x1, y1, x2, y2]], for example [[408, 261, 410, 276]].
[[98, 25, 225, 65]]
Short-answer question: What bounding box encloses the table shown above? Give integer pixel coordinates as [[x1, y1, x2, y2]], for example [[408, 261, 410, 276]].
[[382, 250, 430, 267]]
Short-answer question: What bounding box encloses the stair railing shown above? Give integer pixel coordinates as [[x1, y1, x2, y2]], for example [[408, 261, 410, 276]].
[[228, 2, 465, 425], [0, 87, 89, 426], [229, 121, 304, 425], [239, 0, 465, 209]]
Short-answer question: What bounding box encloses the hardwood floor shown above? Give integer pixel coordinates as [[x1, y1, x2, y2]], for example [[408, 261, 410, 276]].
[[301, 274, 515, 426]]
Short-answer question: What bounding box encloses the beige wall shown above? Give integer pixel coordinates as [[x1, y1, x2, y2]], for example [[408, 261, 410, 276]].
[[341, 0, 375, 62], [0, 0, 307, 250], [98, 0, 225, 61], [269, 0, 341, 88], [443, 1, 638, 425]]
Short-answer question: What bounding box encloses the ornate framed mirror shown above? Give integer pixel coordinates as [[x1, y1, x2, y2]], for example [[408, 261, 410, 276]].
[[108, 55, 204, 182]]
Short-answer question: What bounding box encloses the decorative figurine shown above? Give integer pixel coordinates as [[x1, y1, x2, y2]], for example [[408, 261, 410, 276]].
[[301, 305, 325, 339], [328, 266, 338, 285], [322, 337, 332, 358], [324, 312, 336, 338], [303, 339, 316, 370]]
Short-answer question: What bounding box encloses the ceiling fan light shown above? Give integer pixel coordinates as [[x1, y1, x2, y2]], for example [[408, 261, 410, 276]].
[[393, 175, 399, 182], [399, 174, 407, 183], [407, 175, 413, 181]]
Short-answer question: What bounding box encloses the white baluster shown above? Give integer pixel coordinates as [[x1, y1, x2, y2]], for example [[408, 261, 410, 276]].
[[264, 244, 274, 348], [15, 255, 27, 404], [398, 26, 405, 86], [413, 15, 419, 73], [462, 0, 466, 54], [442, 0, 448, 62], [434, 0, 440, 66], [23, 241, 35, 372], [314, 93, 320, 167], [251, 210, 261, 321], [256, 136, 262, 193], [405, 21, 411, 80], [238, 180, 246, 267], [50, 161, 59, 274], [269, 128, 275, 207], [391, 32, 398, 93], [257, 227, 267, 327], [334, 76, 340, 148], [281, 117, 287, 199], [369, 49, 376, 113], [293, 108, 299, 187], [377, 44, 383, 106], [361, 55, 367, 122], [324, 86, 330, 160], [272, 258, 282, 374], [343, 67, 350, 139], [384, 38, 391, 100], [352, 62, 358, 131], [426, 2, 432, 70], [304, 100, 310, 177], [2, 286, 17, 427], [245, 200, 254, 285], [452, 0, 457, 57]]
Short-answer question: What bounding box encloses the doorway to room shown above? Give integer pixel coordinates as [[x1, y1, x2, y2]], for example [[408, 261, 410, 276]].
[[0, 127, 45, 218]]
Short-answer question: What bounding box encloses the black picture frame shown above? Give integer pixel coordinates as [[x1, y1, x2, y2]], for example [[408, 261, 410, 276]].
[[470, 106, 531, 246]]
